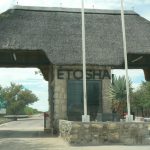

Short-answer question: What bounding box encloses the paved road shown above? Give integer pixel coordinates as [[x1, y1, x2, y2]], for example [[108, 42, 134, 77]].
[[0, 115, 150, 150]]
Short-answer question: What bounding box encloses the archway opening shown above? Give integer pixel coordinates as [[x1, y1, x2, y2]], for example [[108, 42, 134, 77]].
[[0, 67, 49, 138]]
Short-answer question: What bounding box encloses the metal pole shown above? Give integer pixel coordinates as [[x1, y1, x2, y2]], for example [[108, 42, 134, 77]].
[[82, 0, 87, 116], [81, 0, 89, 122], [120, 0, 131, 120]]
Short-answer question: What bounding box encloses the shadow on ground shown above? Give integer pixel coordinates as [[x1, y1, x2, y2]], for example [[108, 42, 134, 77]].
[[0, 130, 56, 138]]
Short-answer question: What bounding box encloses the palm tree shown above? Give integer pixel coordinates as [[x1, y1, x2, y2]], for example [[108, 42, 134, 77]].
[[109, 75, 133, 118]]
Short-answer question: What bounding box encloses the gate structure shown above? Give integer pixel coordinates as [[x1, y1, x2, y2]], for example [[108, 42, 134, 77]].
[[0, 6, 150, 133]]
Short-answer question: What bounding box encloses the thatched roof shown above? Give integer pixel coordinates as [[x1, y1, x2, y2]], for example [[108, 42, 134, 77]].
[[0, 6, 150, 68]]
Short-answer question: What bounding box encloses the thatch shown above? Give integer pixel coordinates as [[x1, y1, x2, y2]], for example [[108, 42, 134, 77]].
[[0, 6, 150, 68]]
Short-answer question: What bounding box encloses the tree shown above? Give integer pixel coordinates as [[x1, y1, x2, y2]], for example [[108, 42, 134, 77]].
[[0, 83, 38, 115], [109, 76, 133, 118], [24, 106, 40, 115], [132, 81, 150, 117]]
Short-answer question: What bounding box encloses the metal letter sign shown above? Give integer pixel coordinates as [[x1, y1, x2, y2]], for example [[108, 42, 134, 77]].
[[57, 69, 111, 80]]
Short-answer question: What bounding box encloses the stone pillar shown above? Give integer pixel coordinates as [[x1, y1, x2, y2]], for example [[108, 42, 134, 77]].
[[53, 66, 68, 131], [102, 79, 112, 113], [53, 80, 67, 120], [48, 66, 54, 133]]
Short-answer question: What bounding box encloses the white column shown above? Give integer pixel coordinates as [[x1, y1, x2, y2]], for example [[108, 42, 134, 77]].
[[81, 0, 90, 122], [120, 0, 133, 122]]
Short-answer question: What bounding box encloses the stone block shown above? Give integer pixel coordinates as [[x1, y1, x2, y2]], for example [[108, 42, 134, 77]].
[[54, 105, 60, 111], [91, 123, 103, 129], [143, 138, 150, 145], [121, 138, 134, 145], [84, 134, 92, 143], [60, 87, 66, 93], [83, 123, 90, 129], [61, 98, 67, 104], [54, 99, 60, 104], [108, 132, 120, 143], [54, 93, 64, 99], [72, 123, 82, 129], [69, 134, 78, 140], [61, 105, 67, 113], [54, 86, 61, 92], [70, 128, 79, 134], [90, 124, 103, 136], [54, 93, 58, 98], [63, 94, 67, 99], [107, 123, 119, 130]]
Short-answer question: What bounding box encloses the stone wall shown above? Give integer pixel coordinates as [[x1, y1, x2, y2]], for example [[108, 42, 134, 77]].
[[59, 120, 150, 145]]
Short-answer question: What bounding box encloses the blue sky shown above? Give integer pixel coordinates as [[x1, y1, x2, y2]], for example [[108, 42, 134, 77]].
[[0, 0, 149, 111]]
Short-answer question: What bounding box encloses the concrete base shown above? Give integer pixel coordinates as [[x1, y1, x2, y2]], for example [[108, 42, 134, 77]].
[[125, 115, 133, 122], [82, 115, 90, 122]]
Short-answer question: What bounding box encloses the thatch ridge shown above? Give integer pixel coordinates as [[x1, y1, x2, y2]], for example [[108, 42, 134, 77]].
[[13, 6, 136, 15]]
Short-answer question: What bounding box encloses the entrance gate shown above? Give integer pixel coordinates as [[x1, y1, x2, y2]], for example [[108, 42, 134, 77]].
[[67, 80, 102, 121]]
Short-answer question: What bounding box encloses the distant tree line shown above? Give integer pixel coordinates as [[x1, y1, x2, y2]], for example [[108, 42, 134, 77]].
[[0, 83, 40, 115], [109, 76, 150, 118]]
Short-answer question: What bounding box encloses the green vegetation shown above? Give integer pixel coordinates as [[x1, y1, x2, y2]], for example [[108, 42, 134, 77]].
[[109, 76, 133, 118], [24, 106, 41, 115], [132, 82, 150, 117], [0, 83, 39, 115], [109, 76, 150, 118]]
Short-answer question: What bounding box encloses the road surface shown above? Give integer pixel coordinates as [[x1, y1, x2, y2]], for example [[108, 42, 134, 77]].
[[0, 115, 150, 150]]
